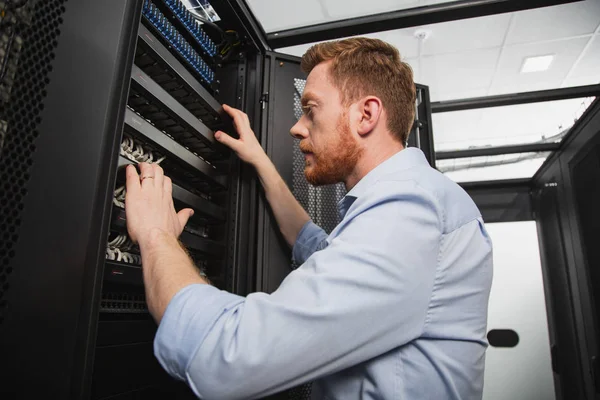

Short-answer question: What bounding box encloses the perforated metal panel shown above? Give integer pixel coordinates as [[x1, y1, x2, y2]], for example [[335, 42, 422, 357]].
[[0, 0, 67, 326], [292, 78, 346, 235]]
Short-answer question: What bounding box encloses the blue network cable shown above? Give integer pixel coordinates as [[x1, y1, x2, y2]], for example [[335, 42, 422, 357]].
[[143, 0, 215, 85], [162, 0, 218, 57]]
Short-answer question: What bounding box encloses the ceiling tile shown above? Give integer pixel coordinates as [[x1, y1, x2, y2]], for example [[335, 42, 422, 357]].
[[373, 29, 420, 59], [429, 86, 491, 102], [489, 36, 589, 95], [562, 75, 600, 87], [567, 34, 600, 80], [419, 13, 513, 56], [421, 47, 500, 101], [404, 58, 420, 82], [276, 29, 420, 59], [506, 0, 600, 45], [277, 43, 315, 58], [419, 0, 458, 5], [245, 0, 326, 33], [322, 0, 417, 20], [320, 0, 456, 22]]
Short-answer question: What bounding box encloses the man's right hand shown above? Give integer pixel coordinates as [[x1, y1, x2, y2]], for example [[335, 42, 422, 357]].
[[215, 104, 266, 167], [215, 104, 310, 248]]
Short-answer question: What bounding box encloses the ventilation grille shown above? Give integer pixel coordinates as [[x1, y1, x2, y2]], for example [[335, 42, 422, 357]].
[[100, 292, 149, 314], [0, 0, 67, 326]]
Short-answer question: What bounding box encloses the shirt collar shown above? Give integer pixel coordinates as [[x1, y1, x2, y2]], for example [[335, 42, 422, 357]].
[[337, 148, 429, 219]]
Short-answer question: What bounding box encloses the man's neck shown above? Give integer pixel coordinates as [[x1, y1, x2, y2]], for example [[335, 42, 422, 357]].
[[344, 142, 405, 191]]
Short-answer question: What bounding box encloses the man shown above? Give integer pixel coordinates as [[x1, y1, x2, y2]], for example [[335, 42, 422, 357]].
[[125, 37, 493, 399]]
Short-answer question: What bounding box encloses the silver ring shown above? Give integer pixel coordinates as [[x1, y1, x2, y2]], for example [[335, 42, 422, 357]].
[[141, 175, 155, 181]]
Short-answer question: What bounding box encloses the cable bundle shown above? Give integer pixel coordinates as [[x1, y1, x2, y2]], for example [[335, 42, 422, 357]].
[[106, 233, 141, 265], [120, 135, 166, 164]]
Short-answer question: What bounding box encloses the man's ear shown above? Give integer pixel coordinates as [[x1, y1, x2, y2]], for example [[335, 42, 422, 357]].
[[356, 96, 383, 136]]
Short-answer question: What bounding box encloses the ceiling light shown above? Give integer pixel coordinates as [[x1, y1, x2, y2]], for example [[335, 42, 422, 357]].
[[520, 55, 554, 73]]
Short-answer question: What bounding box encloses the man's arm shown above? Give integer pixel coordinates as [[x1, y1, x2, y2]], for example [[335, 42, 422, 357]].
[[125, 162, 206, 323], [215, 104, 311, 247]]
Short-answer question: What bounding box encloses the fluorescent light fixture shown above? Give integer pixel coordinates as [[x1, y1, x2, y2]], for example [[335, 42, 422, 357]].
[[520, 55, 554, 73]]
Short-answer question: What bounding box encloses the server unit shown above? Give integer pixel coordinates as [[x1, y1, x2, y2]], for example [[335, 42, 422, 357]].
[[0, 1, 434, 398]]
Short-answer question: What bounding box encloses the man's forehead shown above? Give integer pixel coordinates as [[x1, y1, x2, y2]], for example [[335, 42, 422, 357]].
[[302, 63, 337, 103]]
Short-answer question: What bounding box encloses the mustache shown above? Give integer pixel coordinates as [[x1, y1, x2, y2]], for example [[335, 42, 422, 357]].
[[299, 141, 314, 154]]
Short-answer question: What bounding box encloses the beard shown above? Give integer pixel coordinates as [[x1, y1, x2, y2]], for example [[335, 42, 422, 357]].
[[299, 115, 363, 186]]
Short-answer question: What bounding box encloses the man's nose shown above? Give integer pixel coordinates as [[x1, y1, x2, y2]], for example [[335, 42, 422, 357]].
[[290, 117, 309, 140]]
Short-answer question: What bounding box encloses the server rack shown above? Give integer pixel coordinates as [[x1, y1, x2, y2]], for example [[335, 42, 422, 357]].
[[0, 0, 263, 398], [0, 1, 435, 399]]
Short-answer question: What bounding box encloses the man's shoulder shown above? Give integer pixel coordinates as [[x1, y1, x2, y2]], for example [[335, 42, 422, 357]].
[[366, 165, 482, 234]]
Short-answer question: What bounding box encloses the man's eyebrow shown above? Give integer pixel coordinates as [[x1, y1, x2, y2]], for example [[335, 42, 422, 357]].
[[301, 92, 319, 106]]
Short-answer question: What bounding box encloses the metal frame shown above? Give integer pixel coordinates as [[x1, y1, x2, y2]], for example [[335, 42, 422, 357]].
[[255, 51, 305, 294], [431, 86, 599, 173], [409, 84, 437, 168], [436, 142, 560, 160], [432, 84, 600, 113], [267, 0, 582, 48], [215, 53, 264, 296], [211, 0, 270, 52]]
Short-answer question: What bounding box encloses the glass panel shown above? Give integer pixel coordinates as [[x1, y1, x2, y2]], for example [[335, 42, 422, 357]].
[[433, 97, 595, 152], [484, 222, 555, 400], [437, 152, 550, 183]]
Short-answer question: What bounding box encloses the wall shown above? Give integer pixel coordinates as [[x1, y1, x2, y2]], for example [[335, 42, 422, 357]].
[[484, 221, 555, 400]]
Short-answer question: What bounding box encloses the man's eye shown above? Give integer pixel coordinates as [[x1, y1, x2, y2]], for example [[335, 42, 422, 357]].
[[302, 106, 313, 116]]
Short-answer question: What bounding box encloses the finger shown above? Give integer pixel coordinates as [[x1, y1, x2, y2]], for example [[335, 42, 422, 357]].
[[225, 106, 248, 132], [222, 104, 240, 121], [153, 163, 164, 192], [222, 104, 237, 117], [139, 162, 155, 186], [125, 164, 141, 195], [215, 130, 241, 151], [163, 176, 173, 196], [177, 208, 194, 231]]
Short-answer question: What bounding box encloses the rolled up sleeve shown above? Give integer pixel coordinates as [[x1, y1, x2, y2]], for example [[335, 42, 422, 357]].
[[154, 284, 244, 380], [291, 220, 329, 265]]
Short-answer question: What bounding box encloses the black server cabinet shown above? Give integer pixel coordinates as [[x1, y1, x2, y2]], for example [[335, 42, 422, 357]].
[[533, 98, 600, 399], [1, 1, 145, 398], [0, 0, 259, 398]]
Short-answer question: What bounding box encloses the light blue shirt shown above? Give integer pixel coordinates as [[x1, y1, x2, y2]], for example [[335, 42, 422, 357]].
[[154, 148, 493, 399]]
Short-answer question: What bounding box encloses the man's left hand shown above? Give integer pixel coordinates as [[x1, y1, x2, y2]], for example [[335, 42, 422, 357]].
[[124, 162, 194, 246]]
